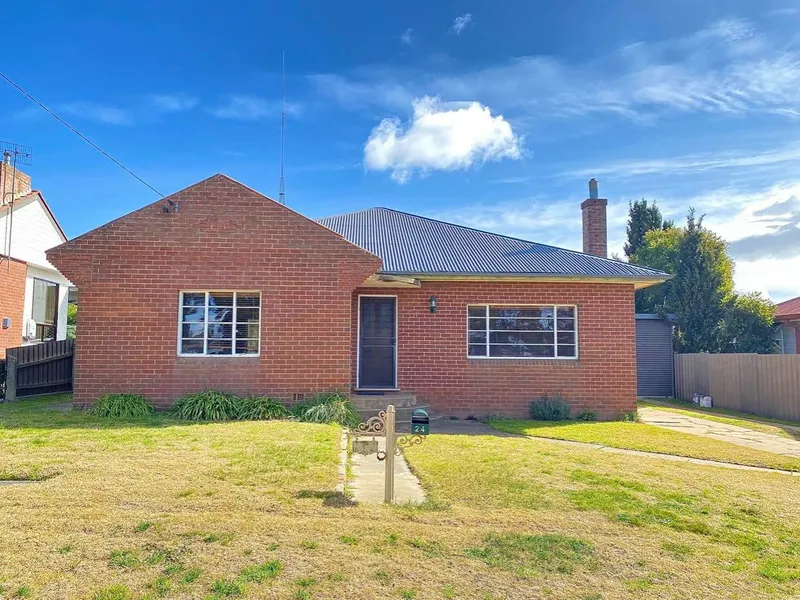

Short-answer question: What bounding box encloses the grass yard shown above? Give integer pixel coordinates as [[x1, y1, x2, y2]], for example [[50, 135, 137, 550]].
[[2, 395, 800, 599], [486, 418, 800, 471], [639, 399, 800, 440]]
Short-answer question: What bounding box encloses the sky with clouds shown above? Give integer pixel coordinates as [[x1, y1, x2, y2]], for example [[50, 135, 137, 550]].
[[3, 0, 800, 300]]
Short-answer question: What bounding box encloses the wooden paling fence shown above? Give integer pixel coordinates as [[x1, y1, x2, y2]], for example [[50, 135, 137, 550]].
[[674, 353, 800, 421], [4, 339, 74, 401]]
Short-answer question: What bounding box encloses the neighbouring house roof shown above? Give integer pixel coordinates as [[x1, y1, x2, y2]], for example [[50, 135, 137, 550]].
[[776, 296, 800, 322], [318, 207, 670, 285]]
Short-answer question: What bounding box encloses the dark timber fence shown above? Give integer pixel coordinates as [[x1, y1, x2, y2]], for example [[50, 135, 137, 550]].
[[4, 340, 74, 401]]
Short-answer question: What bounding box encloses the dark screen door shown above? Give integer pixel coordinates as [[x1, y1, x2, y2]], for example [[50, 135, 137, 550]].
[[358, 297, 396, 388]]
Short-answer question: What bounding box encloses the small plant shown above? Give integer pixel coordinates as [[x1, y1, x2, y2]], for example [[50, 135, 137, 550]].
[[398, 589, 417, 599], [14, 588, 31, 599], [529, 394, 572, 421], [183, 568, 202, 584], [339, 535, 358, 545], [291, 392, 361, 427], [109, 549, 140, 568], [238, 396, 291, 420], [300, 540, 318, 550], [374, 570, 392, 584], [93, 585, 132, 600], [210, 579, 244, 597], [240, 560, 282, 582], [56, 544, 73, 554], [621, 410, 641, 423], [135, 521, 153, 532], [576, 411, 597, 422], [90, 393, 154, 418], [171, 390, 242, 421], [148, 576, 171, 597]]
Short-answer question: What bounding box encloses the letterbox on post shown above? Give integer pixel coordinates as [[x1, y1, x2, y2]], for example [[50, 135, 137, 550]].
[[411, 408, 430, 435]]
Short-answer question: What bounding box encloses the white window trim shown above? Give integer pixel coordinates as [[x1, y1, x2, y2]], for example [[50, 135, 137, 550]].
[[177, 291, 261, 358], [466, 303, 579, 360]]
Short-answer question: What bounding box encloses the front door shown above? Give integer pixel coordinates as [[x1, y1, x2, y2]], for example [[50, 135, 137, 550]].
[[358, 296, 397, 389]]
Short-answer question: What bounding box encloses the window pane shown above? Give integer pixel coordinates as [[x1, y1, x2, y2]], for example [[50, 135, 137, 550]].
[[236, 307, 259, 323], [182, 293, 205, 306], [557, 306, 575, 318], [490, 317, 553, 331], [32, 279, 47, 323], [490, 307, 553, 319], [181, 307, 205, 322], [182, 323, 204, 338], [489, 344, 522, 357], [490, 331, 554, 345], [209, 292, 234, 307], [208, 307, 233, 323], [558, 344, 576, 357], [181, 340, 204, 354], [521, 345, 555, 358], [468, 344, 487, 357], [468, 306, 486, 318], [236, 323, 260, 339], [468, 317, 486, 331], [208, 323, 233, 339], [236, 293, 260, 307], [235, 339, 259, 355], [468, 330, 486, 344], [557, 332, 576, 345], [557, 318, 575, 331], [207, 339, 233, 355], [44, 284, 58, 324]]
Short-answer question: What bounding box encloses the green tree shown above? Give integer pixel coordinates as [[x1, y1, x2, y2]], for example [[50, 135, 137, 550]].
[[624, 199, 673, 258], [719, 293, 778, 354], [66, 303, 77, 340], [630, 227, 682, 314]]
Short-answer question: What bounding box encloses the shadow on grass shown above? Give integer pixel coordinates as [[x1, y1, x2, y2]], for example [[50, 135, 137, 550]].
[[295, 490, 355, 507]]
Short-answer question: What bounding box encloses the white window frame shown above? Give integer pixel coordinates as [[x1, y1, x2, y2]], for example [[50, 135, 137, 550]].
[[466, 304, 578, 360], [177, 291, 261, 357]]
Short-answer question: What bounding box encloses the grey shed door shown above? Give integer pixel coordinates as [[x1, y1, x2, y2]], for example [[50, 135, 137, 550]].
[[635, 317, 674, 397]]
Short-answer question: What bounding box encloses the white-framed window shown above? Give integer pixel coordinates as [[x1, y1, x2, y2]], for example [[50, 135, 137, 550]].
[[467, 305, 578, 359], [178, 291, 260, 357]]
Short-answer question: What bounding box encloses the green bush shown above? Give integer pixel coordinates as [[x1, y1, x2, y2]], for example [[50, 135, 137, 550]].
[[291, 391, 361, 427], [529, 394, 572, 421], [171, 390, 242, 421], [576, 411, 597, 422], [238, 396, 291, 421], [89, 394, 154, 418]]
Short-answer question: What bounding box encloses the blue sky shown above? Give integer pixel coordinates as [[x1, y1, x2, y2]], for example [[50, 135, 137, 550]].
[[5, 0, 800, 300]]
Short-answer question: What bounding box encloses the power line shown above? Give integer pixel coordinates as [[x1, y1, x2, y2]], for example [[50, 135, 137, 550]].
[[0, 71, 164, 198]]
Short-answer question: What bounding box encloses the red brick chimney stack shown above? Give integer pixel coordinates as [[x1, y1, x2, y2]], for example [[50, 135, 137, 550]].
[[0, 153, 32, 205], [581, 178, 607, 257]]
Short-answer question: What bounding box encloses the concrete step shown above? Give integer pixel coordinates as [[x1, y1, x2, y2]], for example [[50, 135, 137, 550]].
[[351, 392, 418, 410]]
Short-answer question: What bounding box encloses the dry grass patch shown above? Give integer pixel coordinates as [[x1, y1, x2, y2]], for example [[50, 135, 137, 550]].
[[487, 418, 800, 471], [2, 395, 800, 599]]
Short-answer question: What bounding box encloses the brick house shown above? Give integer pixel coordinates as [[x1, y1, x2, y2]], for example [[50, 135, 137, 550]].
[[48, 174, 669, 419], [0, 160, 72, 358], [775, 296, 800, 354]]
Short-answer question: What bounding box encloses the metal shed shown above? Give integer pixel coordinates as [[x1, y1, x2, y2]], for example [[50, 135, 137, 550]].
[[635, 314, 675, 398]]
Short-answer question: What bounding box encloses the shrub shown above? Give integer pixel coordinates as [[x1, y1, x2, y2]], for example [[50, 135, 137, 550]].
[[529, 394, 572, 421], [171, 390, 242, 421], [291, 392, 361, 427], [576, 411, 597, 422], [237, 396, 291, 421], [90, 394, 154, 418], [621, 410, 641, 423]]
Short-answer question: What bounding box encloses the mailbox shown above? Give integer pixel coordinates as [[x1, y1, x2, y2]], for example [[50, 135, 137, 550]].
[[411, 408, 430, 435]]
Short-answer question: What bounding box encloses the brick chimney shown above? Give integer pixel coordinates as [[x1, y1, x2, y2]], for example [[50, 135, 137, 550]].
[[581, 178, 607, 257], [0, 153, 32, 205]]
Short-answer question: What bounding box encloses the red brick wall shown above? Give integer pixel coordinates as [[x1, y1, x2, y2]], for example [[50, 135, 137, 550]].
[[0, 164, 32, 202], [48, 175, 381, 408], [0, 258, 27, 358], [581, 198, 608, 257], [352, 281, 637, 419]]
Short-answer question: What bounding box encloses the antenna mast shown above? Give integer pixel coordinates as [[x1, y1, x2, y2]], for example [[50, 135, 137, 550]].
[[1, 141, 33, 273], [278, 51, 286, 205]]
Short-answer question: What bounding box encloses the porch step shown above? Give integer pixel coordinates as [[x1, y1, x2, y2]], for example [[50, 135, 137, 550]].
[[350, 391, 418, 410]]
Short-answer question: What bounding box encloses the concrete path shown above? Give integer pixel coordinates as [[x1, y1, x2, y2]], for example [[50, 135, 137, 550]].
[[348, 435, 426, 504], [639, 407, 800, 458]]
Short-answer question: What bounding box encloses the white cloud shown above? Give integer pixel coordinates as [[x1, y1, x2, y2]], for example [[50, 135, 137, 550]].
[[401, 28, 414, 45], [451, 13, 472, 35], [210, 95, 298, 120], [147, 94, 199, 112], [363, 96, 522, 182], [60, 102, 133, 125]]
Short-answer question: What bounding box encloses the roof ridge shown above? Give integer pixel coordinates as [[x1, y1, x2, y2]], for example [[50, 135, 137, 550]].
[[321, 206, 666, 277]]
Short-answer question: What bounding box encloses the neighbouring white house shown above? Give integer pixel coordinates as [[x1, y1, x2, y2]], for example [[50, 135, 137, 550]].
[[775, 296, 800, 355], [0, 158, 72, 358]]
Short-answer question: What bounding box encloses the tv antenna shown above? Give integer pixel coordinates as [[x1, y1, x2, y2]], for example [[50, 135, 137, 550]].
[[278, 51, 286, 205], [1, 141, 33, 272]]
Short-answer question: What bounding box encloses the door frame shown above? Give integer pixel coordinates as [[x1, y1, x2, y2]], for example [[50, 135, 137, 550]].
[[356, 294, 399, 390]]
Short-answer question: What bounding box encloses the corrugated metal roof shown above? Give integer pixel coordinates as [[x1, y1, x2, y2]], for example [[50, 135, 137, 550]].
[[776, 296, 800, 320], [318, 207, 669, 279]]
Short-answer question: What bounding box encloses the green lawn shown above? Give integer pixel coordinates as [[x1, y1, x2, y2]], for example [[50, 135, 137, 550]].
[[639, 399, 800, 440], [2, 394, 800, 599], [486, 419, 800, 471]]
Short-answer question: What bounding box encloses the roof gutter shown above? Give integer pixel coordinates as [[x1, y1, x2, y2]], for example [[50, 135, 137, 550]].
[[378, 272, 673, 290]]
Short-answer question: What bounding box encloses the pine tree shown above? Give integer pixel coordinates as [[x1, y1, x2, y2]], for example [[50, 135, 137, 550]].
[[624, 199, 667, 258]]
